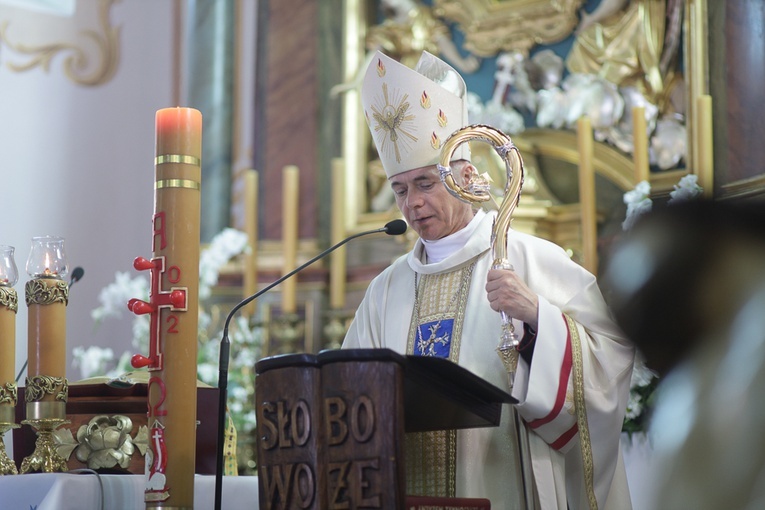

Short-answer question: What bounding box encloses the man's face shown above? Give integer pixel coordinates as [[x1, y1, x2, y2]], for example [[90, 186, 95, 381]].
[[390, 163, 474, 241]]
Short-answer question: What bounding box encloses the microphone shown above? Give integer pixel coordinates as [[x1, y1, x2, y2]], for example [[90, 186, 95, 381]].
[[69, 266, 85, 286], [16, 266, 86, 384], [213, 219, 406, 509]]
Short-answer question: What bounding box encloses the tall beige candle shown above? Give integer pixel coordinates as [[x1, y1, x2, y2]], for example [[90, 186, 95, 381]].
[[24, 273, 68, 426], [330, 159, 347, 309], [0, 285, 15, 428], [632, 106, 650, 184], [137, 106, 202, 509], [0, 288, 16, 389], [26, 280, 67, 378], [697, 95, 714, 197], [0, 246, 17, 392], [243, 170, 259, 316], [577, 116, 598, 275], [281, 165, 299, 314]]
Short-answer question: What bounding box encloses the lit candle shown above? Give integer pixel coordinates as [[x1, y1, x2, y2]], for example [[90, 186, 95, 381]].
[[697, 94, 714, 197], [330, 159, 347, 309], [25, 236, 68, 386], [143, 106, 202, 508], [26, 281, 67, 379], [0, 245, 18, 416], [577, 116, 598, 275], [632, 106, 650, 184], [0, 294, 14, 389], [281, 165, 299, 314], [243, 170, 259, 316], [0, 246, 19, 390], [0, 246, 18, 474]]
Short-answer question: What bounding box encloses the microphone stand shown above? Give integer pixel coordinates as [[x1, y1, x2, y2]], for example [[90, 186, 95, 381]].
[[213, 220, 406, 509]]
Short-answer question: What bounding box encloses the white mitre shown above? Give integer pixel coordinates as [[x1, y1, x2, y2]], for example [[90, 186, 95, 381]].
[[361, 50, 470, 178]]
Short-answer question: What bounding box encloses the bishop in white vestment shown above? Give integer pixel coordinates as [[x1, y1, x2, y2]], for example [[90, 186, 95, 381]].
[[344, 50, 635, 510]]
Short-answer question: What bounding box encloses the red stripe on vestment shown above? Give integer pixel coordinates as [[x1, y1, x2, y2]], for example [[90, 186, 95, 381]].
[[527, 314, 573, 429], [551, 423, 578, 450]]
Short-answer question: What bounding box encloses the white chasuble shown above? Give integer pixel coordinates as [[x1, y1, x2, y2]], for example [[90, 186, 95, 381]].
[[344, 211, 635, 509]]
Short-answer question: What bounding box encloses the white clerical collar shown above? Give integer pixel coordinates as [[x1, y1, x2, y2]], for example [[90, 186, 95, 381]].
[[422, 209, 486, 264]]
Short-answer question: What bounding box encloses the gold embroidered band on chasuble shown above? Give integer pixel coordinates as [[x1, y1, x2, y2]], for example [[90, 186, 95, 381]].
[[405, 262, 475, 497]]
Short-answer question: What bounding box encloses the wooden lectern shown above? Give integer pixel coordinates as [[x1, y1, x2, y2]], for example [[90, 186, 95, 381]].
[[255, 348, 515, 509]]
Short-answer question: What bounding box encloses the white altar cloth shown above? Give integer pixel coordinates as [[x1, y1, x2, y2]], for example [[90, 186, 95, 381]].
[[0, 473, 259, 509]]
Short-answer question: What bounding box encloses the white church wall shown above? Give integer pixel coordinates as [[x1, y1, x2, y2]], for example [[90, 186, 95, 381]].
[[0, 0, 177, 388]]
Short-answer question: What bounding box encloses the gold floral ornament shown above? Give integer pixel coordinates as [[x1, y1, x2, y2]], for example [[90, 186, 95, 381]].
[[54, 415, 148, 470], [25, 375, 68, 402], [0, 0, 121, 87], [0, 286, 18, 313], [24, 279, 69, 306], [0, 383, 16, 406]]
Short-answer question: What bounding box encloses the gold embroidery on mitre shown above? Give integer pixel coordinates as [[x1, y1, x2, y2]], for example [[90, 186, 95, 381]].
[[420, 90, 431, 109], [430, 132, 441, 150], [376, 57, 386, 77], [369, 82, 418, 164], [437, 108, 448, 127]]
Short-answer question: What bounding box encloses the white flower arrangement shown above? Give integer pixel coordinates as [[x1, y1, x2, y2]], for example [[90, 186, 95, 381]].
[[77, 228, 261, 436], [622, 180, 653, 231]]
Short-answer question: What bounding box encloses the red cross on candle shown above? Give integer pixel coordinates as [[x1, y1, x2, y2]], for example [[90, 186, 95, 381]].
[[129, 256, 187, 371]]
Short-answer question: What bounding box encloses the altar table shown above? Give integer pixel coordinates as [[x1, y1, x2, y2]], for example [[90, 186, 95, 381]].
[[0, 472, 259, 509]]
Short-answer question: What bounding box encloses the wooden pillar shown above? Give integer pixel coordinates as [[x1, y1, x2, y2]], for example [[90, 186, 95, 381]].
[[254, 0, 319, 241]]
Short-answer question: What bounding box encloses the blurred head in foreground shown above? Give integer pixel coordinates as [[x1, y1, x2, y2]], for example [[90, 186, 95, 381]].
[[604, 198, 765, 376], [604, 198, 765, 510]]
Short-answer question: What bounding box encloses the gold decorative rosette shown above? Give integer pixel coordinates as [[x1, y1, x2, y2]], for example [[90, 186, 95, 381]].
[[0, 287, 18, 313], [0, 382, 17, 406], [25, 375, 68, 403], [24, 279, 69, 307]]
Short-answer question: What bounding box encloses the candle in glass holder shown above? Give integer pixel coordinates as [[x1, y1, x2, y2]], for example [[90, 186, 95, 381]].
[[25, 236, 69, 414], [0, 245, 18, 412]]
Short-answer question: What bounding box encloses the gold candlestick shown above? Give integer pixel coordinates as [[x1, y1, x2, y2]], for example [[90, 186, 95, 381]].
[[631, 106, 650, 184], [577, 116, 598, 275], [130, 107, 202, 509], [281, 165, 299, 314], [330, 159, 347, 310], [0, 245, 19, 475], [21, 236, 70, 473], [696, 94, 714, 197], [243, 170, 259, 317]]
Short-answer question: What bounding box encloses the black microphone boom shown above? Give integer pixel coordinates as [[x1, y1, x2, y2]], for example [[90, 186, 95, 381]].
[[213, 219, 406, 509]]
